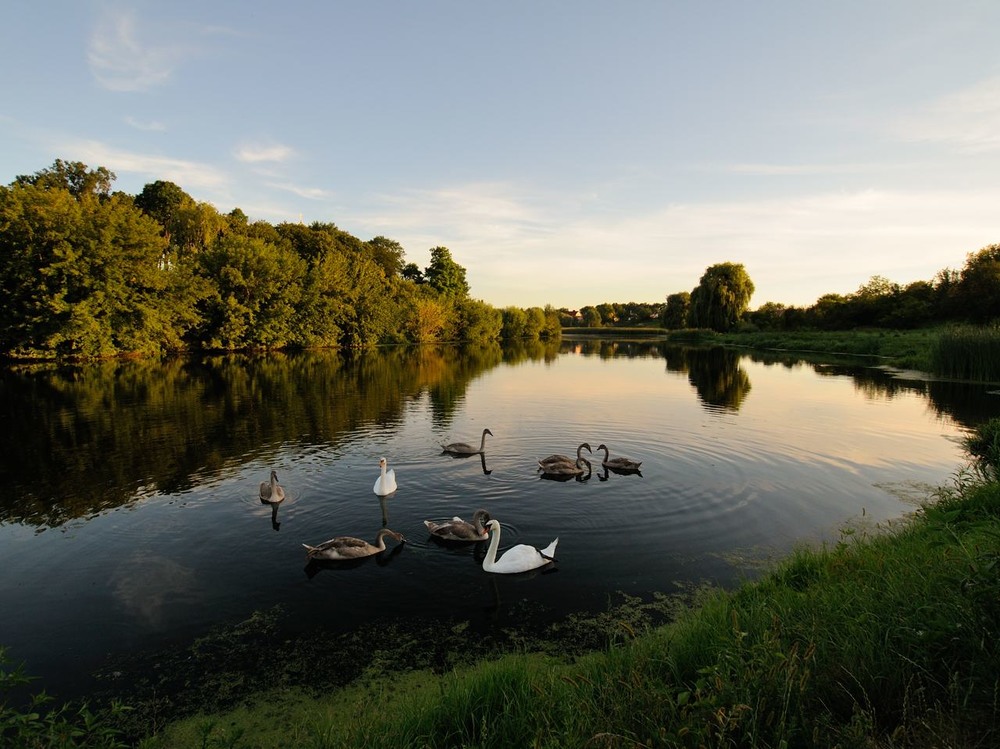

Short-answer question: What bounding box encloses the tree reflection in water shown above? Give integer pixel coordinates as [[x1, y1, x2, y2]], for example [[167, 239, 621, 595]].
[[1, 338, 995, 531]]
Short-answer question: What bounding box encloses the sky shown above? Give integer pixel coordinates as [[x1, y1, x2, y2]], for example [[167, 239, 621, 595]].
[[3, 2, 1000, 311]]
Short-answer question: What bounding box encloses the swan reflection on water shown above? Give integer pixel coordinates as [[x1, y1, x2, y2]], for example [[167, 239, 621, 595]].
[[261, 501, 280, 531], [440, 449, 492, 475], [597, 465, 643, 482]]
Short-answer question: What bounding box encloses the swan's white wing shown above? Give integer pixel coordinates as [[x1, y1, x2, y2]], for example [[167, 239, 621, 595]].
[[491, 543, 553, 573]]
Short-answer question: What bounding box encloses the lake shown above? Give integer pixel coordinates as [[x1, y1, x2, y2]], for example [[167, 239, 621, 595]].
[[0, 337, 996, 706]]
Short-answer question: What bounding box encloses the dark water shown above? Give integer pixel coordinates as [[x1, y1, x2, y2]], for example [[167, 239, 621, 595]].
[[1, 338, 997, 701]]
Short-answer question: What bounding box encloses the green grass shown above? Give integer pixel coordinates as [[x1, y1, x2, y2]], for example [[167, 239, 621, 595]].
[[566, 325, 1000, 384], [715, 328, 942, 371], [929, 326, 1000, 383]]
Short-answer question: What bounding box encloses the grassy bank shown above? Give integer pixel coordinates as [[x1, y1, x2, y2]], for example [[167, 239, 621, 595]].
[[701, 326, 1000, 383], [136, 429, 1000, 748], [707, 328, 941, 371]]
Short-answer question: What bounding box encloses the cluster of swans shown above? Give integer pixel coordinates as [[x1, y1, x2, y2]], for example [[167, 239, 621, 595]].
[[538, 442, 642, 476], [258, 429, 637, 575]]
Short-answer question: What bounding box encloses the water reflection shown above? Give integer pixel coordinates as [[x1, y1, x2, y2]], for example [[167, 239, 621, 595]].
[[262, 500, 281, 531], [598, 466, 643, 480], [440, 450, 492, 475], [538, 463, 593, 482], [4, 336, 1000, 707], [0, 340, 996, 531]]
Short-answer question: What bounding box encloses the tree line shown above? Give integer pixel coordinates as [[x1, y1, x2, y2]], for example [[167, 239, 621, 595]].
[[0, 160, 561, 359], [657, 249, 1000, 333]]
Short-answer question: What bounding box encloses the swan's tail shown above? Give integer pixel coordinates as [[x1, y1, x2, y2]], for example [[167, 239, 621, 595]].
[[539, 538, 559, 560]]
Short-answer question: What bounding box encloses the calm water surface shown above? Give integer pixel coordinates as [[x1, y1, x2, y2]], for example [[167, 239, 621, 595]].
[[0, 338, 997, 700]]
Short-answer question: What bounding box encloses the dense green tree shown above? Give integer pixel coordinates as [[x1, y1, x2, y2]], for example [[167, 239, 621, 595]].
[[580, 305, 601, 327], [338, 254, 395, 347], [135, 180, 191, 231], [957, 244, 1000, 323], [294, 243, 352, 347], [523, 307, 546, 339], [596, 303, 617, 325], [454, 298, 502, 342], [424, 246, 470, 297], [542, 305, 562, 338], [886, 281, 936, 328], [689, 263, 755, 332], [228, 207, 249, 228], [401, 262, 425, 284], [747, 301, 788, 330], [0, 182, 198, 357], [807, 293, 850, 330], [275, 222, 339, 264], [195, 234, 305, 349], [662, 292, 691, 329], [366, 236, 406, 277], [501, 306, 528, 339], [406, 293, 450, 343], [135, 180, 225, 264], [15, 159, 115, 200]]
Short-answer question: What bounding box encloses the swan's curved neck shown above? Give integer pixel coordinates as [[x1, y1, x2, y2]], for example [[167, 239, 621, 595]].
[[484, 524, 501, 569], [374, 529, 392, 550], [479, 431, 488, 450]]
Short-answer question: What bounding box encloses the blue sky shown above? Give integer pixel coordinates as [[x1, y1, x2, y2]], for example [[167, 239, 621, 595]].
[[3, 2, 1000, 310]]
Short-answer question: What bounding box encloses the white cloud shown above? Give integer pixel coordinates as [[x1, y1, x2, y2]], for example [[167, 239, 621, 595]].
[[235, 143, 295, 163], [268, 182, 334, 201], [88, 10, 180, 92], [65, 139, 228, 191]]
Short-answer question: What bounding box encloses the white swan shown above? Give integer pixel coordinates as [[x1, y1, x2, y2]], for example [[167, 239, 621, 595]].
[[373, 457, 397, 496], [442, 428, 493, 455], [596, 443, 642, 471], [302, 528, 406, 560], [259, 470, 286, 504], [538, 442, 591, 468], [482, 519, 558, 574], [424, 509, 491, 541]]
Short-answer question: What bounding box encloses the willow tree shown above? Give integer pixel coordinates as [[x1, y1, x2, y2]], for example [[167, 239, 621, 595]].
[[689, 262, 755, 332]]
